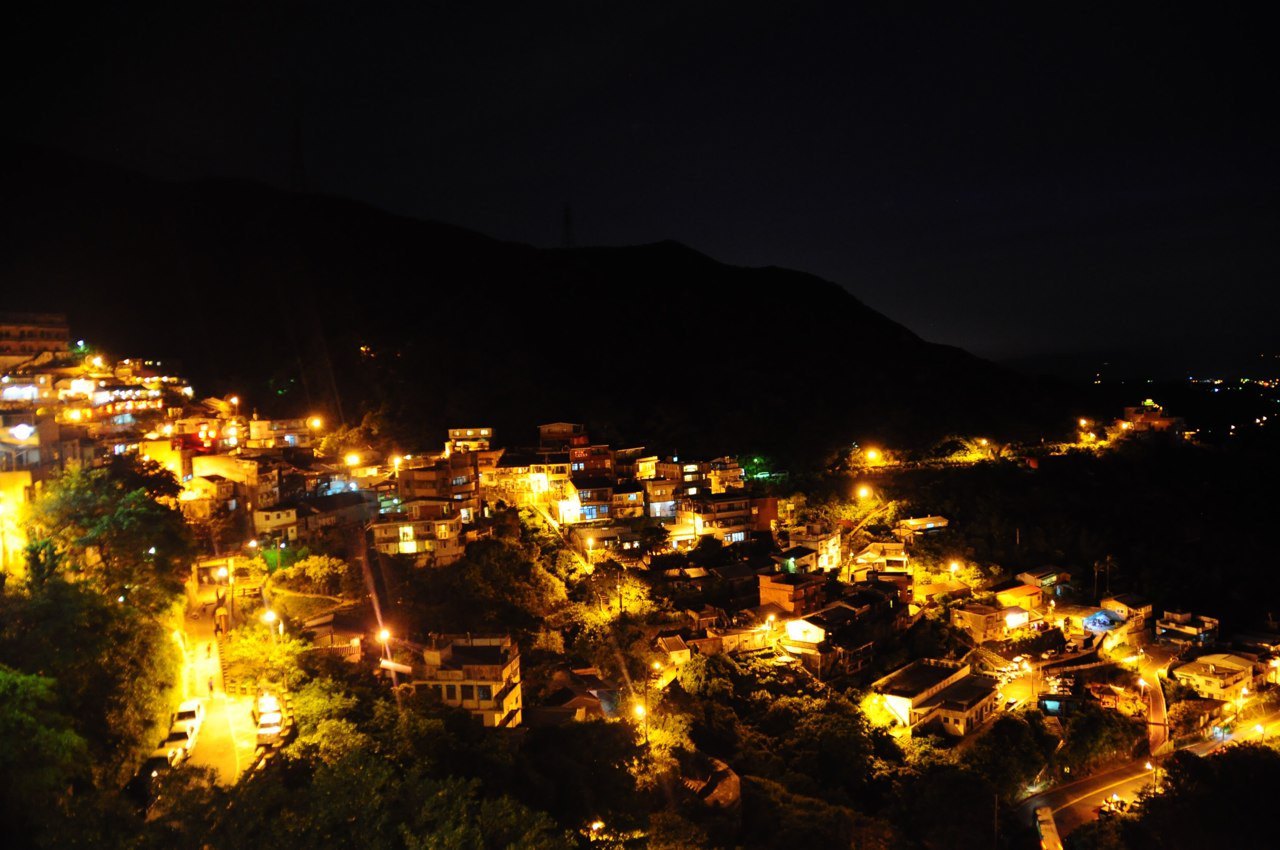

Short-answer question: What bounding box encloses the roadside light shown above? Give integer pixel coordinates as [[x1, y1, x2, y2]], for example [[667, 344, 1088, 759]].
[[652, 661, 662, 671], [857, 485, 871, 499], [1079, 418, 1089, 427], [589, 821, 605, 833], [262, 610, 277, 624], [865, 448, 880, 462], [217, 566, 228, 579], [1145, 761, 1153, 771], [308, 416, 323, 429], [379, 629, 391, 643], [248, 539, 258, 549], [345, 453, 361, 467], [949, 561, 959, 574], [1256, 724, 1265, 735], [633, 704, 646, 719], [229, 396, 239, 407], [392, 455, 403, 468], [978, 438, 989, 446]]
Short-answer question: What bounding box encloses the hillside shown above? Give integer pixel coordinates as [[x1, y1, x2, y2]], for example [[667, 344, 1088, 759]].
[[0, 143, 1069, 463]]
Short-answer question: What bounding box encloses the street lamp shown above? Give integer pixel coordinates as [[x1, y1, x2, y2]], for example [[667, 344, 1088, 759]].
[[262, 610, 278, 646], [1145, 761, 1160, 794], [308, 416, 323, 430], [857, 485, 871, 500], [1255, 723, 1265, 742], [634, 703, 648, 745], [949, 561, 959, 576]]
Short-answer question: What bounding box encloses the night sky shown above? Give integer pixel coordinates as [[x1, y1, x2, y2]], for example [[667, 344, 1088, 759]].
[[4, 4, 1276, 373]]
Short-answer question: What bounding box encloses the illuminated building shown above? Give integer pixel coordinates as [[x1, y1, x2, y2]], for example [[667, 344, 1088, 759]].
[[416, 634, 522, 728], [0, 312, 69, 364], [872, 659, 999, 736]]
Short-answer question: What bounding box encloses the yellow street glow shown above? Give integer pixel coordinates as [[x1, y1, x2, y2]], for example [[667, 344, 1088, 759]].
[[344, 453, 361, 466]]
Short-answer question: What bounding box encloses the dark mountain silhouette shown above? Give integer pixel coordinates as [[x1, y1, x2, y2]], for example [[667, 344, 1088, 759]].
[[1, 142, 1070, 464]]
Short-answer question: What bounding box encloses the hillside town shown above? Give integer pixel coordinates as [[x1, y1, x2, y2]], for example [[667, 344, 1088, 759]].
[[5, 311, 1280, 849]]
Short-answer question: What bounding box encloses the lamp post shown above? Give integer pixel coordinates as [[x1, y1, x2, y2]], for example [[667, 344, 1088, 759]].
[[634, 703, 648, 745], [378, 628, 403, 703], [1145, 761, 1160, 794]]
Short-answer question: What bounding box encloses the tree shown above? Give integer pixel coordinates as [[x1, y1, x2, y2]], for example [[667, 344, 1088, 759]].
[[21, 459, 193, 612], [276, 554, 357, 597], [1061, 702, 1144, 773], [965, 712, 1053, 801], [0, 578, 181, 786], [0, 664, 87, 830], [223, 621, 308, 691]]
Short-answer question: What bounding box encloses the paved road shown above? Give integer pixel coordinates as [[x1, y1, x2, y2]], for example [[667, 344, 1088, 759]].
[[182, 586, 256, 784], [1019, 762, 1157, 836], [1021, 705, 1280, 837]]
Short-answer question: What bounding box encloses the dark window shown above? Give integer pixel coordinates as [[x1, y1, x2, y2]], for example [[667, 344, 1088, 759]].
[[445, 684, 457, 700], [461, 685, 475, 700], [477, 684, 493, 701]]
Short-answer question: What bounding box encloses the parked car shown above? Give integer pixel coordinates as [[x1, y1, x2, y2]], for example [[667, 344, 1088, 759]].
[[152, 725, 196, 765], [172, 699, 205, 737], [256, 710, 284, 745]]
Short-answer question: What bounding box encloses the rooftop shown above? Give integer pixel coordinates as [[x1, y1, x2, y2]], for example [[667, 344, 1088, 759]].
[[876, 659, 962, 699], [920, 674, 998, 713]]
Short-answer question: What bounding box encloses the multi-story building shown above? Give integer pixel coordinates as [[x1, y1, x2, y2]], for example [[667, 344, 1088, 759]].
[[569, 444, 614, 478], [679, 492, 752, 543], [951, 602, 1024, 643], [447, 427, 493, 454], [416, 634, 522, 728], [398, 453, 482, 523], [483, 451, 572, 508], [571, 477, 613, 522], [369, 497, 464, 566], [758, 571, 826, 615], [789, 524, 842, 572], [643, 479, 679, 518], [1156, 610, 1220, 645], [1171, 653, 1254, 701], [872, 659, 1000, 737], [610, 482, 645, 519], [0, 312, 69, 364], [706, 457, 745, 493], [1101, 594, 1154, 627], [246, 418, 316, 450], [538, 422, 584, 452]]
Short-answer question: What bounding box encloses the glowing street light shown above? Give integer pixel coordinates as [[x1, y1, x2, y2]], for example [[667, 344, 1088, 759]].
[[1079, 418, 1090, 428], [379, 628, 391, 643], [857, 485, 872, 500], [308, 416, 323, 430], [262, 610, 277, 624], [344, 452, 361, 467], [949, 561, 959, 575], [865, 448, 880, 462], [248, 539, 258, 549], [589, 820, 605, 834]]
